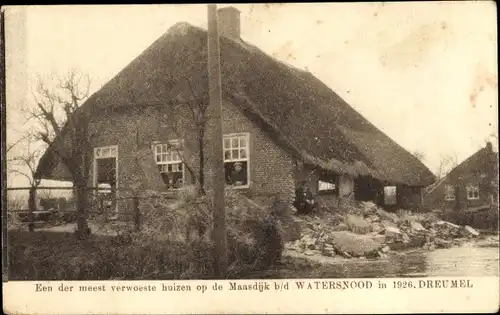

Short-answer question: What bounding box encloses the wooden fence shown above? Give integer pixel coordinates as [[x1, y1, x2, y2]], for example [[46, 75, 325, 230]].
[[6, 186, 177, 233]]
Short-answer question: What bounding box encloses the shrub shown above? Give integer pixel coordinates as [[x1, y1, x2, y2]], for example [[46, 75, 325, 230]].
[[9, 187, 288, 280], [442, 207, 499, 230], [6, 195, 27, 230], [7, 212, 23, 231], [132, 187, 287, 278]]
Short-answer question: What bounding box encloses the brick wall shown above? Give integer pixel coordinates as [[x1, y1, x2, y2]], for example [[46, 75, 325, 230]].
[[208, 100, 296, 205], [86, 100, 296, 210], [425, 170, 494, 211]]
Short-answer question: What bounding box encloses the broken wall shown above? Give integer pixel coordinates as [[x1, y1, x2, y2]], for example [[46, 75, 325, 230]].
[[337, 174, 355, 208]]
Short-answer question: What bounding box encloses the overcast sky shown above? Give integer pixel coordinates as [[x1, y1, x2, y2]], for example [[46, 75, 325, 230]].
[[4, 2, 498, 187]]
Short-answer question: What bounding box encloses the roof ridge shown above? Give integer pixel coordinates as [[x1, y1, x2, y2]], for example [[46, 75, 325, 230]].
[[236, 37, 309, 75], [166, 21, 198, 35], [427, 146, 490, 193], [167, 22, 310, 79]]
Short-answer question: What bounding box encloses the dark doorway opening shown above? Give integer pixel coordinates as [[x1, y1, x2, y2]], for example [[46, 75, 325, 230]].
[[95, 157, 117, 216], [354, 176, 383, 205]]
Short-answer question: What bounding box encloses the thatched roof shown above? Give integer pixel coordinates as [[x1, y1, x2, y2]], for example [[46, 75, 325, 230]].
[[36, 22, 435, 186]]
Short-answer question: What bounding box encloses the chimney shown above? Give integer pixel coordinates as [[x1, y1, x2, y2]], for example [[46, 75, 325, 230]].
[[486, 141, 493, 152], [217, 6, 241, 40]]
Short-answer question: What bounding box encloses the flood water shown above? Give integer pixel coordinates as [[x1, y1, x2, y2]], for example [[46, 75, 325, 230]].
[[275, 246, 499, 279]]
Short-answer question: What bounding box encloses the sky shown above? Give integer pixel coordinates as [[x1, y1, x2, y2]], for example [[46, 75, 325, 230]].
[[4, 2, 498, 188]]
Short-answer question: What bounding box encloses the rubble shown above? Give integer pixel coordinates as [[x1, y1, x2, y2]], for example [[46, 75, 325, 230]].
[[410, 221, 426, 232], [365, 215, 380, 223], [472, 235, 499, 248], [345, 215, 371, 234], [376, 209, 400, 224], [322, 243, 336, 257], [326, 231, 382, 257], [464, 225, 480, 237], [285, 200, 488, 261], [436, 220, 460, 229], [367, 232, 386, 245], [360, 201, 378, 215], [385, 226, 402, 236], [380, 219, 397, 229], [371, 222, 384, 233], [381, 245, 391, 253], [332, 223, 349, 231]]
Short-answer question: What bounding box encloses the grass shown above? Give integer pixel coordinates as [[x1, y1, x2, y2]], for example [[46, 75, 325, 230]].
[[10, 230, 124, 280], [7, 189, 289, 280], [8, 229, 215, 280]]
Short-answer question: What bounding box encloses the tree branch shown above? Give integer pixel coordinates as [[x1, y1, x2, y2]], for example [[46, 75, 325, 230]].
[[9, 169, 35, 186], [6, 135, 28, 153]]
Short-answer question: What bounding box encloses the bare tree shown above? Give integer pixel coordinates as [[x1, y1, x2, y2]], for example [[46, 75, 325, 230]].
[[6, 134, 28, 154], [413, 150, 426, 162], [133, 74, 210, 196], [8, 136, 45, 231], [167, 84, 209, 196], [435, 152, 459, 180], [487, 132, 498, 149], [27, 70, 93, 239]]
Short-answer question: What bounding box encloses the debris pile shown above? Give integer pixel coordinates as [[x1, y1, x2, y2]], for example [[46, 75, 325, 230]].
[[286, 201, 484, 259]]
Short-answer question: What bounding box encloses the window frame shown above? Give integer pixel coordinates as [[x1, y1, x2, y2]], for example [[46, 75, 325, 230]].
[[93, 145, 119, 218], [152, 139, 185, 190], [223, 132, 250, 189], [317, 179, 337, 195], [466, 184, 480, 200], [383, 185, 397, 205], [444, 184, 456, 201]]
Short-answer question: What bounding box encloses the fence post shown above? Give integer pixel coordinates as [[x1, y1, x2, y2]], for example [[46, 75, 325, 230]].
[[28, 214, 34, 232], [28, 186, 36, 232], [134, 196, 140, 231]]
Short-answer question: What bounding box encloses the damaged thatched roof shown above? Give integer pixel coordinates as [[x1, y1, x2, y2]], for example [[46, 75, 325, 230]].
[[36, 22, 435, 186]]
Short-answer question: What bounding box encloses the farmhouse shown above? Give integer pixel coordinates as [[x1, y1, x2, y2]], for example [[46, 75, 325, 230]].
[[35, 7, 435, 214], [424, 142, 498, 211]]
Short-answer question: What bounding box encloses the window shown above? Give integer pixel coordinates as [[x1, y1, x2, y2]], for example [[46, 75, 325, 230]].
[[223, 133, 249, 188], [383, 186, 397, 205], [444, 185, 455, 201], [466, 185, 479, 200], [95, 145, 118, 159], [93, 145, 118, 217], [318, 180, 336, 191], [93, 145, 118, 188], [318, 174, 337, 195], [154, 140, 184, 189]]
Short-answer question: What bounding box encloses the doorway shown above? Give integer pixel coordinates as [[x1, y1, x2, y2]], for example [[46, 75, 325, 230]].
[[383, 186, 397, 206], [93, 145, 118, 217]]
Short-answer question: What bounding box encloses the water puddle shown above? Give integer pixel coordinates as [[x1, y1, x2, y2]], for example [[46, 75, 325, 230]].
[[275, 246, 499, 278]]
